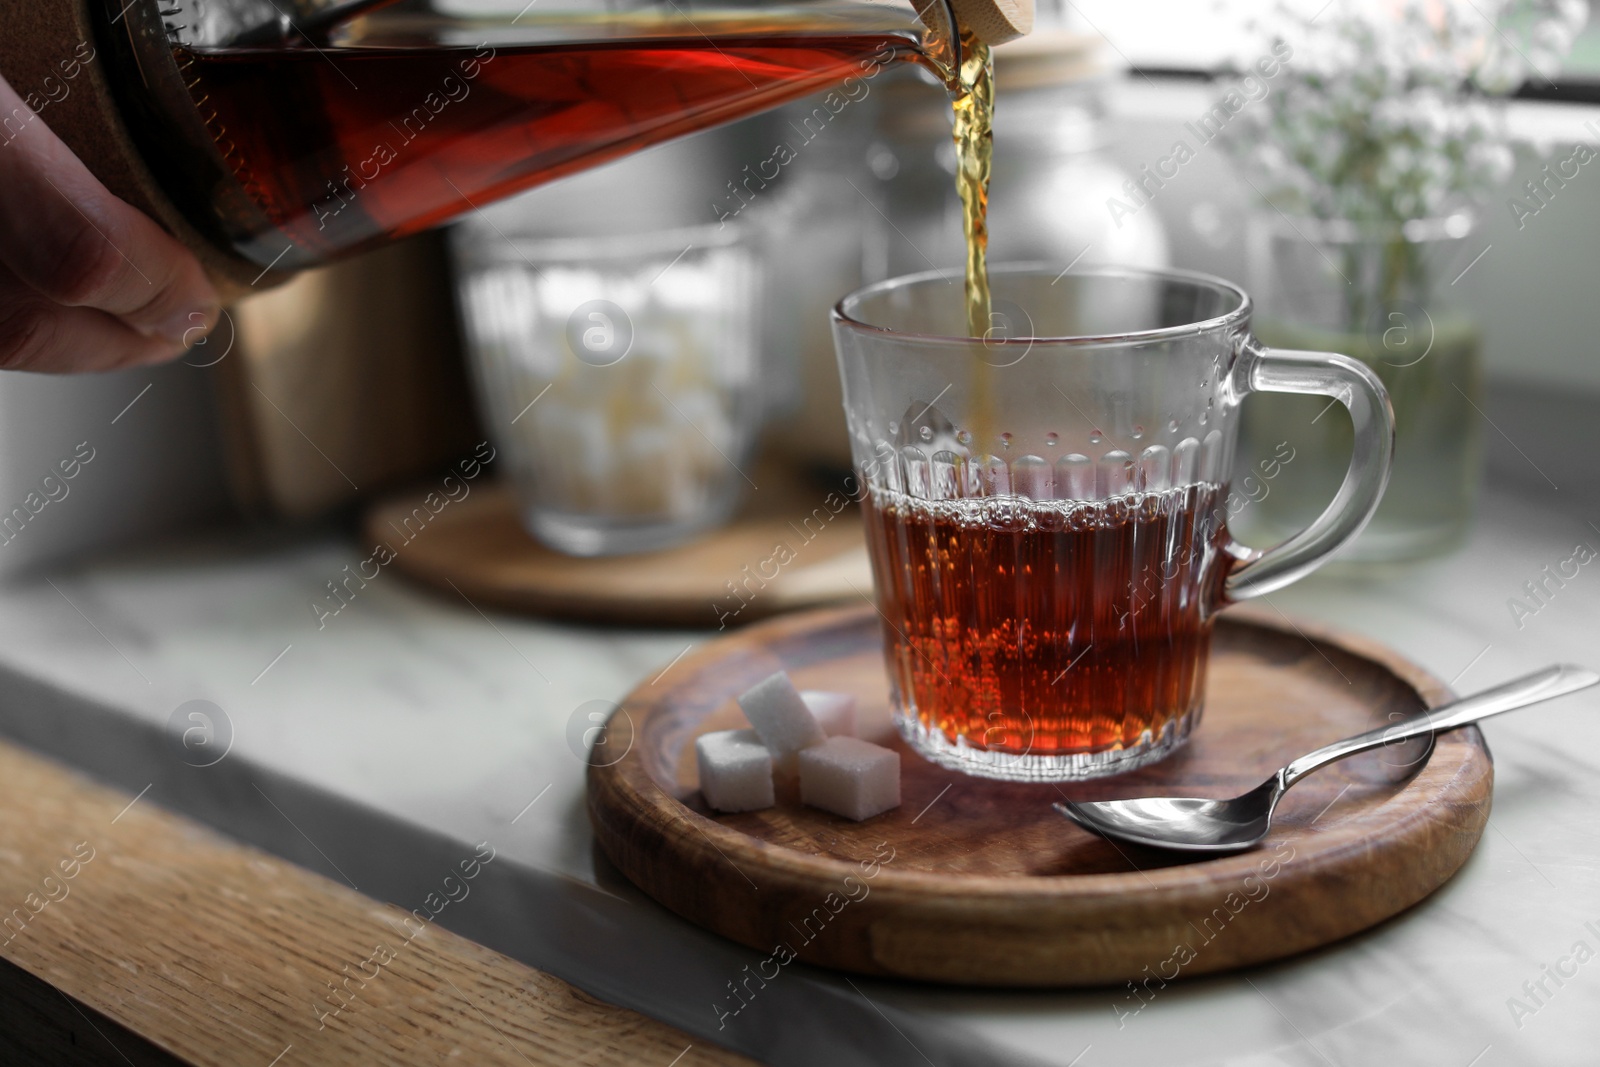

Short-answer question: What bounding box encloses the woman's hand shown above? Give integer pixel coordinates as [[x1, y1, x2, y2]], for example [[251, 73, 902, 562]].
[[0, 71, 220, 373]]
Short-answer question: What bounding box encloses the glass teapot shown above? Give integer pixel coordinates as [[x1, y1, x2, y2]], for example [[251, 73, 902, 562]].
[[82, 0, 980, 280]]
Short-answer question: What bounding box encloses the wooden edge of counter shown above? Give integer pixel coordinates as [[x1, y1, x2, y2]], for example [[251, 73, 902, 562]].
[[0, 737, 756, 1067]]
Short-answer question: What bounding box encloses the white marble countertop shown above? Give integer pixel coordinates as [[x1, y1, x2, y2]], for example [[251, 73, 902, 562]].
[[1, 481, 1597, 1067]]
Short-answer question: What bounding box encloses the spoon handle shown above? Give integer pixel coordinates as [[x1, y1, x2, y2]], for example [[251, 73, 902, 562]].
[[1280, 664, 1600, 789]]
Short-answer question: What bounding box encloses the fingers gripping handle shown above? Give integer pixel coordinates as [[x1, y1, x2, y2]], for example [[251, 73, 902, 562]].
[[1224, 341, 1395, 601]]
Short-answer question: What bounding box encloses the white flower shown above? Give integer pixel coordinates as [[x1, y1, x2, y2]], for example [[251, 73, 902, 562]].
[[1220, 0, 1588, 223]]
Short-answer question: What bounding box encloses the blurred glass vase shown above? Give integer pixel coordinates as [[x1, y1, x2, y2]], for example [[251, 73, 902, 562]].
[[1215, 0, 1589, 563], [1237, 212, 1483, 562], [451, 216, 765, 556]]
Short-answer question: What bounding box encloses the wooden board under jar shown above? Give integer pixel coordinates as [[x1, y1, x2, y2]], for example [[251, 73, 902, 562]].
[[365, 466, 871, 626]]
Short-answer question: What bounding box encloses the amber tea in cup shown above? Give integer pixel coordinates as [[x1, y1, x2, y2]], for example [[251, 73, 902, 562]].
[[831, 266, 1395, 781]]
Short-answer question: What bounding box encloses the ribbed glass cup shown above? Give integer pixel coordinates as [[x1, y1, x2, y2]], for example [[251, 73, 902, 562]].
[[831, 265, 1394, 781]]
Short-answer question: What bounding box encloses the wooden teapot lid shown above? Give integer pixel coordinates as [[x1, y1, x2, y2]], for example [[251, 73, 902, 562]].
[[915, 0, 1034, 46]]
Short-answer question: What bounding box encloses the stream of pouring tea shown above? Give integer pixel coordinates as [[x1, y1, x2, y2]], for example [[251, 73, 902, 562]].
[[950, 29, 994, 339]]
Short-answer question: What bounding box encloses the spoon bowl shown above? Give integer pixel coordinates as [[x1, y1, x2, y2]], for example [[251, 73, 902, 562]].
[[1056, 778, 1282, 852]]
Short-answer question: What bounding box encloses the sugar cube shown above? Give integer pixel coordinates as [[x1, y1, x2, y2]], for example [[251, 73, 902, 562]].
[[798, 737, 900, 821], [695, 729, 775, 813], [737, 671, 826, 772], [801, 690, 857, 738]]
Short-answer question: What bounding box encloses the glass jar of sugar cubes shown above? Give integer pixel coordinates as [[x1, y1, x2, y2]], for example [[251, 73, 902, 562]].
[[450, 205, 766, 556]]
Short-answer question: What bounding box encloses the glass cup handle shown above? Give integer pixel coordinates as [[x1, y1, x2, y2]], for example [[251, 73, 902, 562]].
[[1224, 338, 1396, 601]]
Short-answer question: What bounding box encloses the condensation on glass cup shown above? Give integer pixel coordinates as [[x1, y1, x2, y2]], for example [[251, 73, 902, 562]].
[[451, 212, 765, 556]]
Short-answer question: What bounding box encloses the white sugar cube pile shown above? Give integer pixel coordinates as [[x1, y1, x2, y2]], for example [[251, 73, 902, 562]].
[[800, 690, 857, 738], [694, 729, 774, 813], [798, 737, 901, 821], [695, 672, 899, 821], [736, 671, 826, 772]]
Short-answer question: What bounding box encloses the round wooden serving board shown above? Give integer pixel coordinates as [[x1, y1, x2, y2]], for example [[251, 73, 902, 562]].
[[588, 606, 1493, 987], [364, 469, 870, 626]]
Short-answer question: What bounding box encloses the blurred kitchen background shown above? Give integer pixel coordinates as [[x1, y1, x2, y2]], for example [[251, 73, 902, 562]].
[[5, 0, 1599, 576]]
